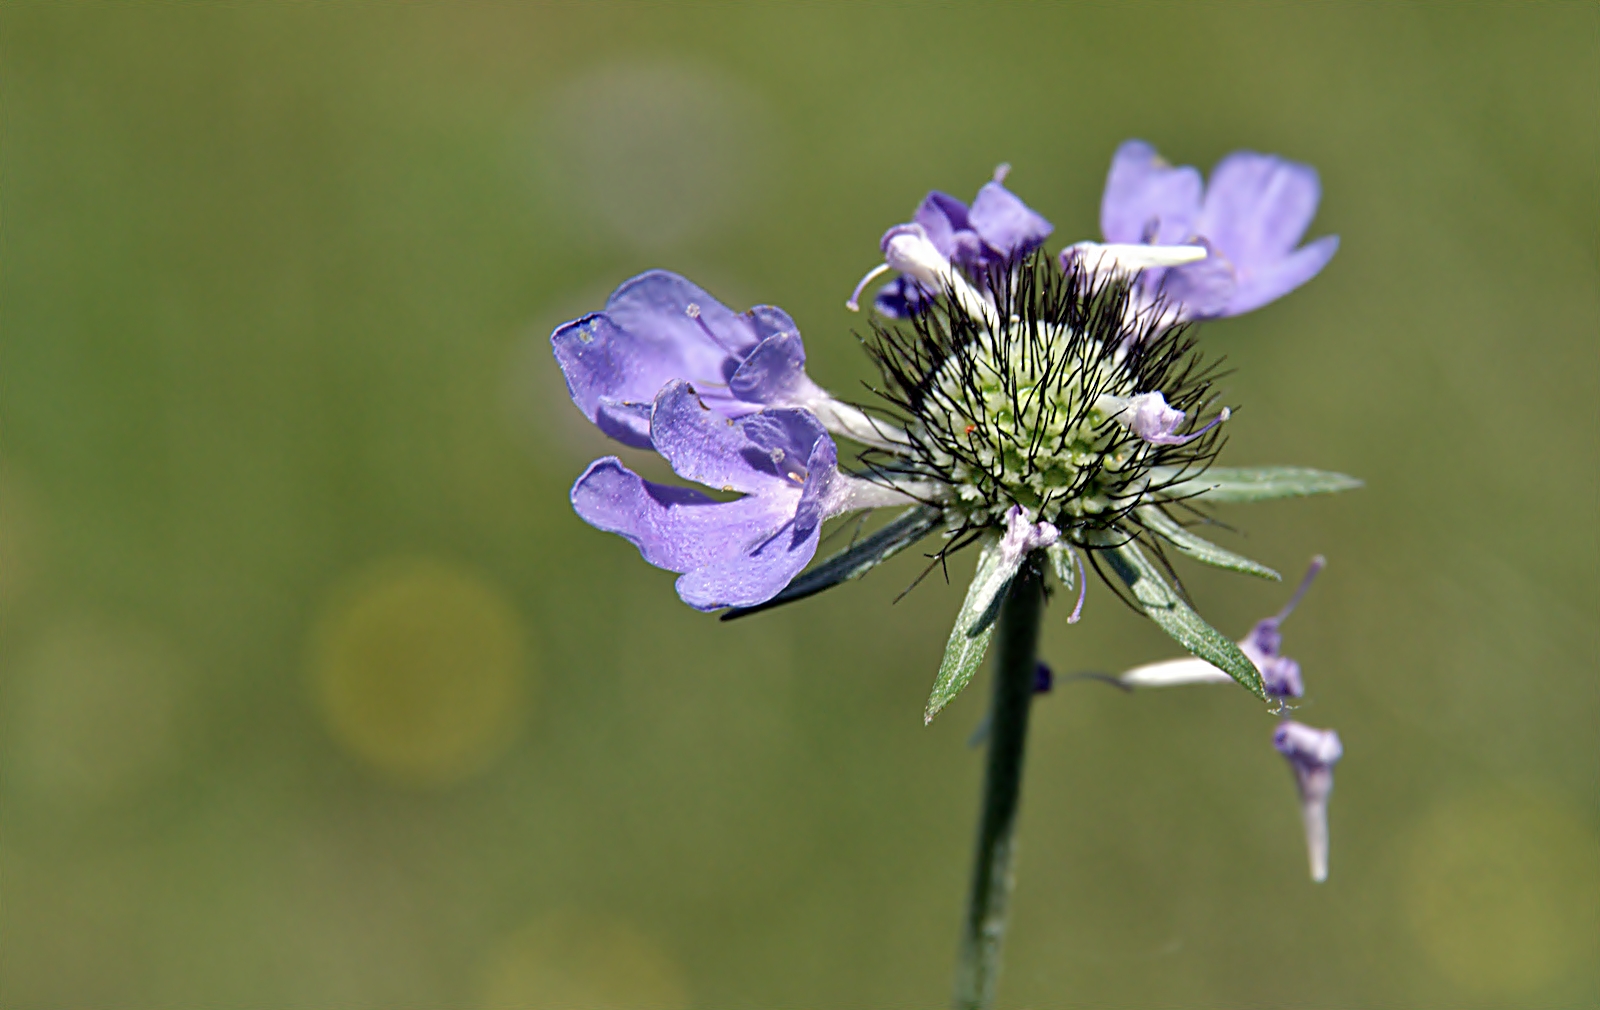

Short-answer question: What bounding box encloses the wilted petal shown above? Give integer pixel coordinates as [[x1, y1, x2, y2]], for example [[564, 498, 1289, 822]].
[[998, 503, 1059, 569]]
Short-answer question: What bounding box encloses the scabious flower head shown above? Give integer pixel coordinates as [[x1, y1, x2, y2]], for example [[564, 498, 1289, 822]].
[[1273, 720, 1344, 883], [1095, 140, 1340, 321], [553, 148, 1354, 715], [860, 251, 1231, 543]]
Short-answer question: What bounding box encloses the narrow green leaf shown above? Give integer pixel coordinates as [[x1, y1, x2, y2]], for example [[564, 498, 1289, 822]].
[[722, 505, 942, 620], [925, 537, 1012, 722], [1154, 466, 1363, 504], [1103, 538, 1267, 700], [1136, 505, 1281, 581]]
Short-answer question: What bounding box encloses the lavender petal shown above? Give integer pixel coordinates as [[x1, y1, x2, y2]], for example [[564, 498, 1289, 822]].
[[1198, 152, 1324, 269], [968, 179, 1053, 259], [1226, 234, 1341, 316], [1100, 139, 1203, 246]]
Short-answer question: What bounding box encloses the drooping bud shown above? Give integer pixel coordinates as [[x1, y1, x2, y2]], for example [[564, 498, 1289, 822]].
[[1272, 720, 1343, 883]]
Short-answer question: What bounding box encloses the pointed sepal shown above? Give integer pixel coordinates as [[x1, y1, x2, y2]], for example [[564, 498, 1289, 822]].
[[1155, 466, 1363, 504], [1103, 538, 1268, 700], [1136, 506, 1281, 581], [925, 536, 1011, 722]]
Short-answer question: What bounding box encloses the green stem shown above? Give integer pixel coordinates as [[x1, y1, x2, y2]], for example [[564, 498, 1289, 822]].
[[953, 558, 1045, 1010]]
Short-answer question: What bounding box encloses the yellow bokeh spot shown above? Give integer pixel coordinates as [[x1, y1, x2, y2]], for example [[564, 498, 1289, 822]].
[[311, 558, 530, 786], [479, 910, 689, 1010], [1403, 788, 1597, 998]]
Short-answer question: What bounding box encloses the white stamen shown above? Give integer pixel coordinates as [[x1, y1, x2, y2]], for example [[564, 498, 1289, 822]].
[[845, 263, 892, 312], [1063, 241, 1208, 273], [1119, 656, 1233, 688], [881, 226, 999, 330]]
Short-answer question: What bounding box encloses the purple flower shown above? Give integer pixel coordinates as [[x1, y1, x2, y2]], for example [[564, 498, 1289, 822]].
[[570, 380, 905, 611], [552, 270, 827, 448], [1273, 720, 1344, 882], [1096, 140, 1339, 320], [853, 165, 1053, 318], [1238, 555, 1324, 697]]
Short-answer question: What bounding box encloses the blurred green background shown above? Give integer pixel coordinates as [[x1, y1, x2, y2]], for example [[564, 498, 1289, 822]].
[[2, 4, 1595, 1007]]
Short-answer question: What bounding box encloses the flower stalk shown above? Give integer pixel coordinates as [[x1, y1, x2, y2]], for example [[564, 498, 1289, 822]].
[[954, 556, 1045, 1010]]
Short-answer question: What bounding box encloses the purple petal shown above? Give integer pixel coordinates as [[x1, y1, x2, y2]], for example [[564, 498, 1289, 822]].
[[551, 274, 740, 446], [967, 179, 1053, 258], [677, 431, 836, 610], [570, 457, 792, 575], [1241, 617, 1284, 665], [551, 313, 672, 449], [1100, 140, 1203, 246], [570, 388, 842, 612], [1198, 152, 1323, 268], [605, 269, 764, 358], [649, 380, 819, 495], [912, 191, 973, 257], [873, 276, 936, 319], [729, 331, 820, 407], [1154, 239, 1239, 320], [744, 304, 802, 346], [1261, 656, 1304, 698], [1226, 234, 1340, 316], [947, 230, 988, 271]]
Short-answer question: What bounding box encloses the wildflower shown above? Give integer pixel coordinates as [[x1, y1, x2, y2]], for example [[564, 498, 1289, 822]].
[[852, 164, 1053, 318], [1118, 556, 1325, 697], [1273, 720, 1344, 882], [555, 155, 1358, 722], [1093, 140, 1340, 321]]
